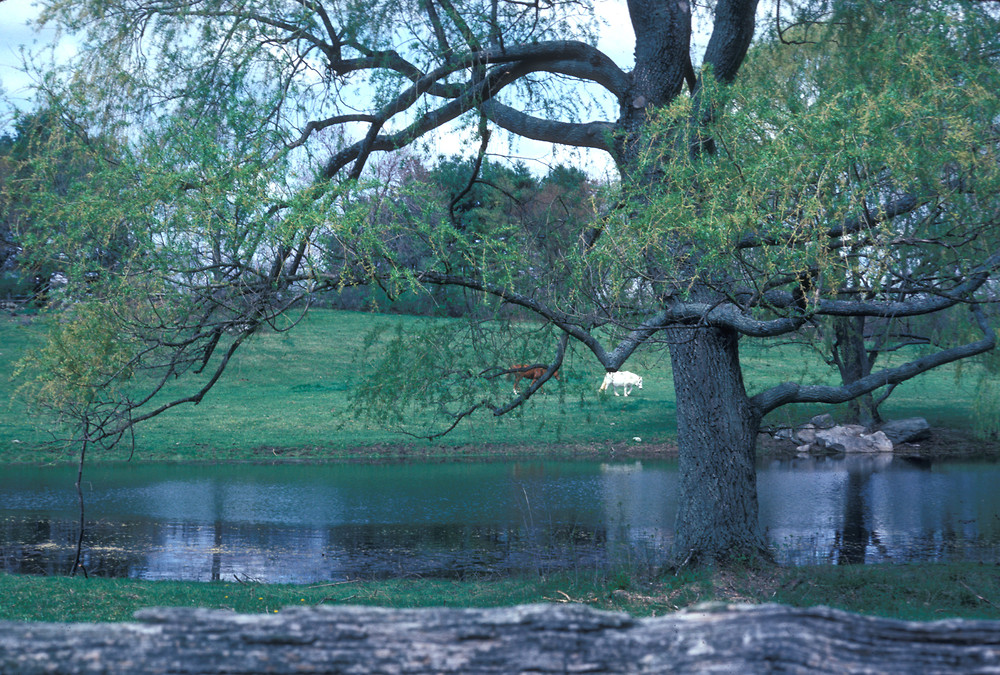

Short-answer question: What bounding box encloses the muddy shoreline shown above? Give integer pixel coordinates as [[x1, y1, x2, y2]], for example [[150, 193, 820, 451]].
[[249, 425, 999, 464], [9, 425, 997, 466]]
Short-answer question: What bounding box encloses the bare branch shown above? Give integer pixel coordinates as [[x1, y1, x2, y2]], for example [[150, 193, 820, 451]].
[[751, 306, 996, 415], [482, 100, 617, 152]]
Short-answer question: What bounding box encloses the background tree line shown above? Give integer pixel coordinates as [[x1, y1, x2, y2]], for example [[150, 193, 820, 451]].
[[322, 153, 602, 317], [0, 109, 132, 304]]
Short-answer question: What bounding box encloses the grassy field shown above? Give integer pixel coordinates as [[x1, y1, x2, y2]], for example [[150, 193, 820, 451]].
[[1, 308, 994, 463], [3, 563, 1000, 623]]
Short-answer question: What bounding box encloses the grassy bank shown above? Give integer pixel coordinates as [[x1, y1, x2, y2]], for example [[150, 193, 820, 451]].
[[3, 563, 999, 623], [2, 309, 996, 463]]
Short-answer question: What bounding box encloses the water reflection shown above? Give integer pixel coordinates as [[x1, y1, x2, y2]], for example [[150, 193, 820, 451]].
[[1, 455, 999, 582], [759, 454, 1000, 565]]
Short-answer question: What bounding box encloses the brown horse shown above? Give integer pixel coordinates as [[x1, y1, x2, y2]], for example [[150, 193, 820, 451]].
[[510, 364, 560, 394]]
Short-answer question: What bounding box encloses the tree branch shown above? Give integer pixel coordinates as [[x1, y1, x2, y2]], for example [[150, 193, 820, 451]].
[[490, 332, 569, 414], [703, 0, 761, 84], [416, 270, 612, 362], [736, 193, 923, 250], [481, 100, 617, 152], [320, 42, 623, 179], [751, 306, 996, 415], [656, 300, 809, 337]]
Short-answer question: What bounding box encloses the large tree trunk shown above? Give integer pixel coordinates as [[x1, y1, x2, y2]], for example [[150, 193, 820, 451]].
[[833, 316, 881, 427], [668, 325, 768, 567]]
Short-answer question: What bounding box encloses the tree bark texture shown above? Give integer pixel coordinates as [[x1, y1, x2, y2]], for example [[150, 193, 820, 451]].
[[668, 325, 766, 565], [833, 316, 880, 427], [3, 603, 1000, 674]]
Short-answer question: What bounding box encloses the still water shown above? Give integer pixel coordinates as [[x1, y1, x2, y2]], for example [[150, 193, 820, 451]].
[[2, 455, 999, 582]]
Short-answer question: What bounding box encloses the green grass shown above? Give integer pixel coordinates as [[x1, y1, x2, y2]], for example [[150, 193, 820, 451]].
[[0, 572, 600, 623], [1, 308, 995, 463], [767, 563, 1000, 621], [0, 310, 682, 462], [3, 563, 999, 623]]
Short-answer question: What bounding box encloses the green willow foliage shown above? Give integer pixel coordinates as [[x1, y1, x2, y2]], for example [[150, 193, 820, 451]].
[[354, 2, 1000, 435], [5, 101, 365, 445], [621, 6, 1000, 312]]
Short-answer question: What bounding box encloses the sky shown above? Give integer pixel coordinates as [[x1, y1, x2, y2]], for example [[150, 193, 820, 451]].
[[0, 0, 75, 110], [0, 0, 635, 175]]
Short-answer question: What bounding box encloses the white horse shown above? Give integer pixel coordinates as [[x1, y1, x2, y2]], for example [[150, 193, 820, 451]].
[[599, 371, 643, 397]]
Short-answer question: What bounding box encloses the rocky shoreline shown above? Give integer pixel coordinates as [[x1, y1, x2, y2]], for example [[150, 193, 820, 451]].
[[758, 417, 999, 460]]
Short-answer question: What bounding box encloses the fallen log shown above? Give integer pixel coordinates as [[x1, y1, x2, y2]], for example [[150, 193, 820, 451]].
[[2, 603, 1000, 673]]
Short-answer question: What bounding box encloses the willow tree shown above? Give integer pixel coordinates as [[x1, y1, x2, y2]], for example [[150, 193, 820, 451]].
[[8, 0, 1000, 565]]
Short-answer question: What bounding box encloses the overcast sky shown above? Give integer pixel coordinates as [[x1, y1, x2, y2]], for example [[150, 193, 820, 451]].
[[1, 0, 76, 110]]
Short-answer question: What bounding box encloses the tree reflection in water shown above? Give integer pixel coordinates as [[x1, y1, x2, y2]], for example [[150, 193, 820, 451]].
[[2, 458, 1000, 581], [834, 458, 890, 564]]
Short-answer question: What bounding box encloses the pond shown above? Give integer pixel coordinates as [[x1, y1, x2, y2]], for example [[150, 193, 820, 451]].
[[2, 455, 999, 583]]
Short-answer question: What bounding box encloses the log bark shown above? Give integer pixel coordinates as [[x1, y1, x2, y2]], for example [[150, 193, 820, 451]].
[[3, 603, 1000, 674]]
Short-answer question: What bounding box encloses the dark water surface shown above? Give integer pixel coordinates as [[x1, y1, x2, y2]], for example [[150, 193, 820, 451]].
[[2, 456, 999, 582]]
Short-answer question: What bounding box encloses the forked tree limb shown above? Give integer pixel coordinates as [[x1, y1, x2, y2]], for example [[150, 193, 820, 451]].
[[752, 305, 996, 415]]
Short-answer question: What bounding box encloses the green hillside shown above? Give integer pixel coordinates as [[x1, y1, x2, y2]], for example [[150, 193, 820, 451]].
[[0, 308, 993, 463]]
